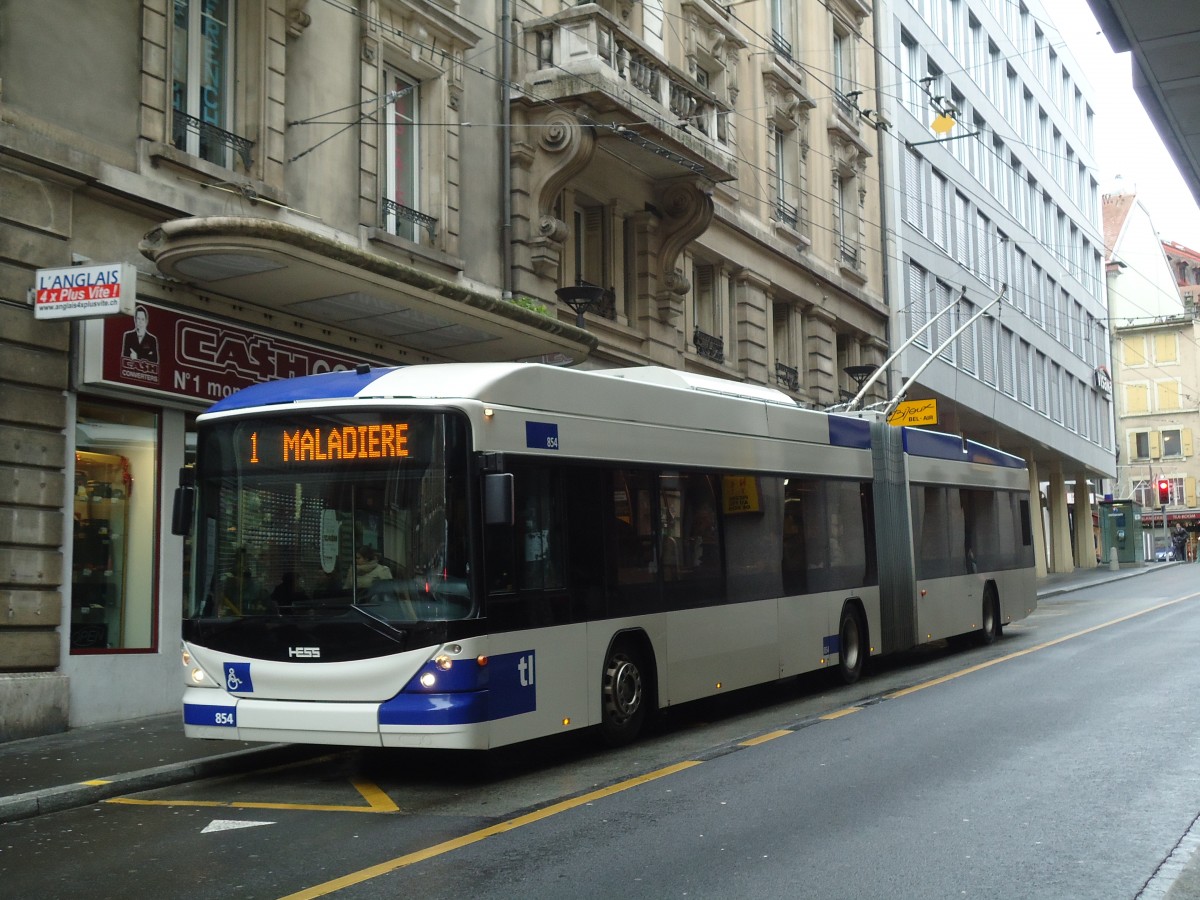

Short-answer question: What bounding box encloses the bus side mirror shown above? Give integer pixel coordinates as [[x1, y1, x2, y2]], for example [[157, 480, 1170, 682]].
[[171, 467, 194, 536], [483, 473, 514, 526]]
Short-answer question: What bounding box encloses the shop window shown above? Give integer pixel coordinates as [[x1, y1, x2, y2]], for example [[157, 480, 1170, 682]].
[[72, 402, 159, 652]]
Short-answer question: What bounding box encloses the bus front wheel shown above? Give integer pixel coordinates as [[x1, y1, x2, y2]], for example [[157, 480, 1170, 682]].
[[837, 605, 867, 685], [600, 641, 648, 747]]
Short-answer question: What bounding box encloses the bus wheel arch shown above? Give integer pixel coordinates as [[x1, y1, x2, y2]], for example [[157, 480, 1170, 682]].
[[837, 600, 868, 685], [598, 631, 657, 747], [978, 582, 1001, 645]]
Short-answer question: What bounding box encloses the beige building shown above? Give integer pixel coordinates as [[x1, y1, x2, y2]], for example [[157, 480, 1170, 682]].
[[0, 0, 886, 738], [1105, 192, 1200, 556]]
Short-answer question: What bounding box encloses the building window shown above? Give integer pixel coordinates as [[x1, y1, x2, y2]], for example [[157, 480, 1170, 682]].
[[383, 69, 426, 243], [172, 0, 237, 167], [834, 168, 859, 269], [642, 0, 666, 55], [775, 128, 801, 228], [1124, 382, 1149, 415], [573, 205, 606, 289], [71, 402, 159, 652], [903, 147, 926, 233], [771, 0, 796, 60], [1157, 380, 1182, 411], [1162, 429, 1186, 458], [1154, 333, 1179, 364], [832, 24, 855, 112], [692, 263, 724, 363], [1130, 430, 1157, 460], [774, 302, 801, 392]]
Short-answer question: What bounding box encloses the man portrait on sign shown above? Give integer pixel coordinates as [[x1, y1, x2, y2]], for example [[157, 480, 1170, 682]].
[[121, 305, 159, 362]]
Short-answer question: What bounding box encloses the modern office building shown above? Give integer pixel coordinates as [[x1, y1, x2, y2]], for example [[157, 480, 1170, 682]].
[[0, 1, 888, 738], [874, 0, 1116, 576]]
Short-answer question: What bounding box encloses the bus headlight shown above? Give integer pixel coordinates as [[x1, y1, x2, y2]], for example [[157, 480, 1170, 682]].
[[181, 645, 192, 667], [434, 655, 452, 671], [419, 671, 437, 688], [189, 667, 208, 685]]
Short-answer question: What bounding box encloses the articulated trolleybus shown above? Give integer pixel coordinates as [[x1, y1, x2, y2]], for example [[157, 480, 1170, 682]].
[[176, 363, 1036, 749]]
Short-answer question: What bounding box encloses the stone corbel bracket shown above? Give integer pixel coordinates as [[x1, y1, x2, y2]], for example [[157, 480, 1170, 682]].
[[655, 179, 714, 322], [529, 111, 596, 277]]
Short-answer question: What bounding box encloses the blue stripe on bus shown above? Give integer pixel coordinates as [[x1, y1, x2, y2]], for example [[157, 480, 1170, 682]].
[[828, 415, 871, 449], [207, 367, 393, 413], [902, 428, 1025, 468], [380, 649, 537, 725], [184, 703, 237, 727], [378, 692, 489, 726]]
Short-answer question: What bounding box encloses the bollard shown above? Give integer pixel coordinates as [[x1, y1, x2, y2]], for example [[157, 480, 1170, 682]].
[[1109, 546, 1119, 571]]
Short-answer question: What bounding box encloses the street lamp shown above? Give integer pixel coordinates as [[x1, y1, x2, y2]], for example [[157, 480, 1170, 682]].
[[555, 283, 606, 329], [844, 364, 878, 392]]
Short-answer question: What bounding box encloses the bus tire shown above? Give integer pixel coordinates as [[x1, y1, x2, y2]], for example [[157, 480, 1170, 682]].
[[978, 587, 1000, 646], [837, 603, 867, 685], [599, 639, 649, 747]]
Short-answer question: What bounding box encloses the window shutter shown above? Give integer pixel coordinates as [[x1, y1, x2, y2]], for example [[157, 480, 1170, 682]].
[[1150, 430, 1162, 458], [1184, 428, 1194, 457]]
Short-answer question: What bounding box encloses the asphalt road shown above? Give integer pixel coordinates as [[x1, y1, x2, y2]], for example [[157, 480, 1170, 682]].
[[4, 569, 1200, 900]]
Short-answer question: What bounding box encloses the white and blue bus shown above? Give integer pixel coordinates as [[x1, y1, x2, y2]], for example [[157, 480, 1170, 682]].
[[175, 363, 1036, 749]]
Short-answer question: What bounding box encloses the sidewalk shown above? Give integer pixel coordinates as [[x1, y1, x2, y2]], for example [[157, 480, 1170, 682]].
[[0, 560, 1176, 826]]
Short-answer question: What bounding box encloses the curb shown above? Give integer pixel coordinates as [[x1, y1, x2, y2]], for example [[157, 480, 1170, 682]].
[[0, 742, 323, 825], [1036, 561, 1183, 600]]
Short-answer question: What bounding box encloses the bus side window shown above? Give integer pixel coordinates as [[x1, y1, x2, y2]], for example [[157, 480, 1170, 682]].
[[486, 467, 565, 594], [613, 470, 656, 585]]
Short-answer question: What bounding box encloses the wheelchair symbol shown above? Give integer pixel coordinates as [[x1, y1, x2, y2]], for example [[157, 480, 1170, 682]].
[[226, 667, 243, 691]]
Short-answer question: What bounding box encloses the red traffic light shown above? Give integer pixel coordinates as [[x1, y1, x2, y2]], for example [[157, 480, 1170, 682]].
[[1158, 479, 1171, 504]]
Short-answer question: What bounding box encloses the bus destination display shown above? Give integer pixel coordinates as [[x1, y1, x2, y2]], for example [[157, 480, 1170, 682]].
[[245, 423, 410, 465]]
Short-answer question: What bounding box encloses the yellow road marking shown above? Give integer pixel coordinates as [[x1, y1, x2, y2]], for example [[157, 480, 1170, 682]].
[[352, 779, 400, 813], [886, 595, 1194, 701], [107, 797, 391, 814], [276, 761, 702, 900], [819, 707, 862, 720], [739, 729, 793, 746], [80, 779, 112, 786], [104, 778, 399, 815]]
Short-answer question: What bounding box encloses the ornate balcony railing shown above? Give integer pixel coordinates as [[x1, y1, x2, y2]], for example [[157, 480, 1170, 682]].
[[775, 362, 800, 392], [776, 198, 799, 228], [529, 8, 731, 148], [771, 30, 793, 63], [382, 198, 438, 243], [693, 328, 724, 363], [839, 239, 861, 269], [172, 110, 254, 170]]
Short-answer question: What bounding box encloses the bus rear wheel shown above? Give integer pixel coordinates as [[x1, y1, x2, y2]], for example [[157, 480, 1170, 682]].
[[600, 641, 648, 747], [837, 605, 867, 685], [978, 587, 1000, 645]]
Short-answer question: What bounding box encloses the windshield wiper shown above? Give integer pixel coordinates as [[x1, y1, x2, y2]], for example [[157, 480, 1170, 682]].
[[344, 600, 408, 644]]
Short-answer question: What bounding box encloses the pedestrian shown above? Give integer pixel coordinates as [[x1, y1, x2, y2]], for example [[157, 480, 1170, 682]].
[[1171, 524, 1188, 561]]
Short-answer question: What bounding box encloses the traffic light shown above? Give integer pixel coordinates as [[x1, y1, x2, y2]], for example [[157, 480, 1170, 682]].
[[1158, 479, 1171, 505]]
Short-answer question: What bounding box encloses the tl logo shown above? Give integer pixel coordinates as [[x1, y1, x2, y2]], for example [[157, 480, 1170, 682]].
[[517, 653, 535, 687]]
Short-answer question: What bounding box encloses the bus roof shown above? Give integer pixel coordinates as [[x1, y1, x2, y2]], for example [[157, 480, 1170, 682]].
[[203, 363, 873, 452]]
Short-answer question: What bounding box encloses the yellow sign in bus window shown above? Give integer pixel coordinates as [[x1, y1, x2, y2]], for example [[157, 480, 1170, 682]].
[[722, 475, 761, 514]]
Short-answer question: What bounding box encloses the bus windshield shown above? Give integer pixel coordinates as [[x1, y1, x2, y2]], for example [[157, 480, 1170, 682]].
[[188, 411, 473, 623]]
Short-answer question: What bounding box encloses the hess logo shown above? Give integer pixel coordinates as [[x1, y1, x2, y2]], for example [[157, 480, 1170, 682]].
[[288, 646, 321, 658]]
